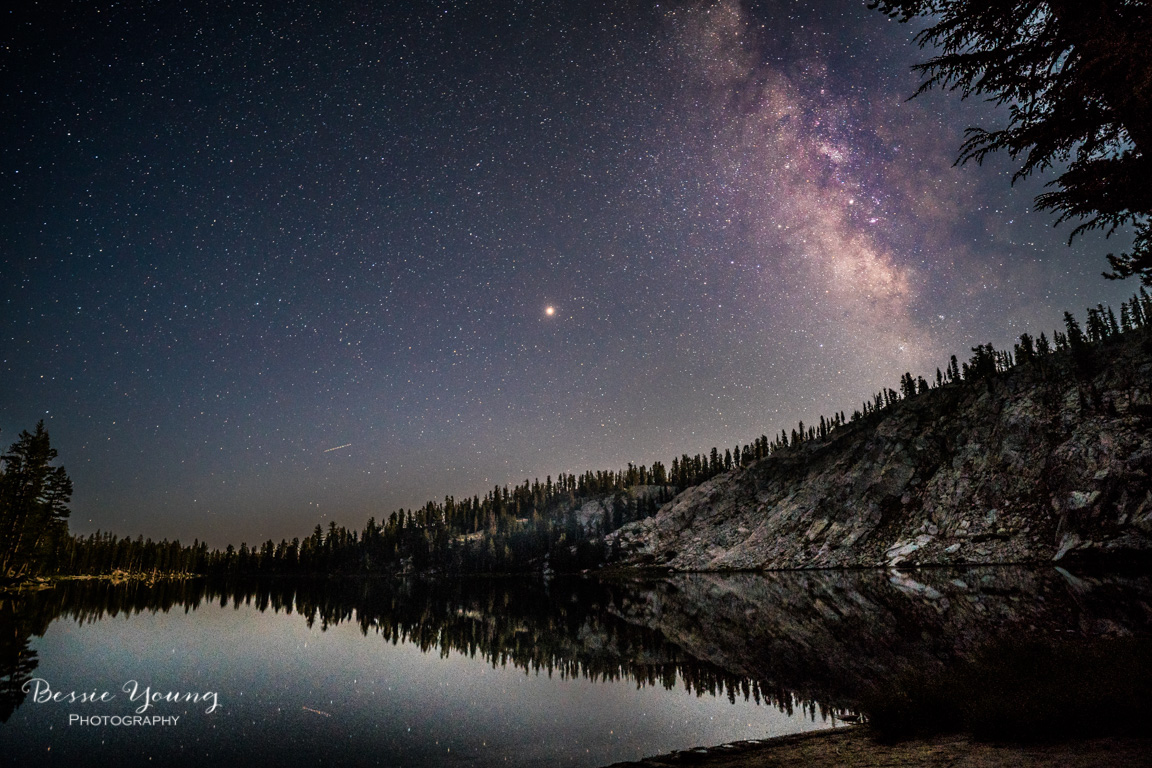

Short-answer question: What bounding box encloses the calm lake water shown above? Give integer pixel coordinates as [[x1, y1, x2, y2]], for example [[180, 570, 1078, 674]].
[[1, 568, 1149, 766]]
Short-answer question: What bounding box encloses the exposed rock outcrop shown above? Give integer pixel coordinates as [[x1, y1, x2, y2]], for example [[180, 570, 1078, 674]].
[[608, 335, 1152, 570]]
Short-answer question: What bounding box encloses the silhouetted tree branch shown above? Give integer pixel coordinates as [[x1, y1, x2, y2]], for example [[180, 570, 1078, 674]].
[[871, 0, 1152, 282]]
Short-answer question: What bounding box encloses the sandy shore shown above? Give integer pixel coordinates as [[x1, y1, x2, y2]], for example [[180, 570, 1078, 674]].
[[603, 727, 1152, 767]]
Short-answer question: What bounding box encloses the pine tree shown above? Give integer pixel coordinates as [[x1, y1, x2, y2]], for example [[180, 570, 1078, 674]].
[[1014, 332, 1036, 363], [1086, 307, 1106, 342], [1064, 311, 1088, 349], [900, 372, 916, 399], [1106, 305, 1121, 336], [1129, 294, 1147, 328], [0, 422, 73, 577], [872, 0, 1152, 282]]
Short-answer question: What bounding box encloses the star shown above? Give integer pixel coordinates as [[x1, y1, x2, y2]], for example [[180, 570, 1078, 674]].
[[0, 0, 1131, 547]]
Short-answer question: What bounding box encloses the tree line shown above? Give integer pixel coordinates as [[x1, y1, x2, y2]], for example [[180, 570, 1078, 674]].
[[3, 288, 1151, 580]]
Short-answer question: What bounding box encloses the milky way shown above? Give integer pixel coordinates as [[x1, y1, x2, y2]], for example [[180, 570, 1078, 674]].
[[1, 0, 1135, 545]]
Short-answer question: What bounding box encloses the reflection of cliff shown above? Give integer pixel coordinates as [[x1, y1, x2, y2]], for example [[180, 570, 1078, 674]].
[[3, 569, 1150, 722], [606, 568, 1152, 710], [609, 335, 1152, 570]]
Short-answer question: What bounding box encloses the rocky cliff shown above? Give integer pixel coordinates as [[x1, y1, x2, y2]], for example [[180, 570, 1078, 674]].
[[608, 333, 1152, 570]]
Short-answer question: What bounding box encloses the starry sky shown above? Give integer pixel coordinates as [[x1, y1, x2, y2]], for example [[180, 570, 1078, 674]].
[[2, 0, 1136, 547]]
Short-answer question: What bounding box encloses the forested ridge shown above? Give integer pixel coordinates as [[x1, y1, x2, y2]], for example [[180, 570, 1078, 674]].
[[4, 288, 1152, 581]]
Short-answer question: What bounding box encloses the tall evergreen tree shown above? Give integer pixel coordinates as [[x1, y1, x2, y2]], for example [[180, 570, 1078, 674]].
[[1064, 311, 1088, 349], [871, 0, 1152, 282], [0, 423, 73, 578]]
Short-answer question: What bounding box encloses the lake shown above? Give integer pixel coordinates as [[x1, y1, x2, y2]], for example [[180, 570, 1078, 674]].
[[2, 567, 1149, 766]]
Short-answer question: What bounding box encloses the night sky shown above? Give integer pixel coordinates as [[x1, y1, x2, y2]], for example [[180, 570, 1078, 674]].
[[2, 0, 1136, 547]]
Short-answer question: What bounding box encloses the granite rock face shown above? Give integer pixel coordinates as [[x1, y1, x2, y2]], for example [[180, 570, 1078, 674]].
[[608, 336, 1152, 570]]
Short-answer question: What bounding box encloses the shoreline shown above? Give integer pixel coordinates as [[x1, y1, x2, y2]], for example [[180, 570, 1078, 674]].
[[0, 572, 202, 592], [601, 727, 1152, 767]]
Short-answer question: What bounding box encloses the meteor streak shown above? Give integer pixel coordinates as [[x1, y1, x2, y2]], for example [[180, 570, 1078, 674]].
[[322, 443, 352, 453]]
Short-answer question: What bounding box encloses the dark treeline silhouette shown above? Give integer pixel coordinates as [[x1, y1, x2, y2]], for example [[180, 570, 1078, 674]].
[[0, 575, 838, 724], [4, 288, 1151, 579], [39, 478, 680, 579], [833, 288, 1152, 431]]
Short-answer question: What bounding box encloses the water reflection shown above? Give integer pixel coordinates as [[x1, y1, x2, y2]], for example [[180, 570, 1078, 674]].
[[3, 566, 1150, 730], [607, 567, 1152, 718]]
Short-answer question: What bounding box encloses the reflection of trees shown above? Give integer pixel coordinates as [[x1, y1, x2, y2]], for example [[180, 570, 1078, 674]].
[[3, 568, 1150, 723], [0, 593, 56, 722], [0, 576, 835, 722], [0, 579, 219, 722], [221, 576, 828, 717]]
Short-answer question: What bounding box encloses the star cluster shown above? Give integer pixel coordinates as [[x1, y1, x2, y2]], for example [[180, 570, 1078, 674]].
[[1, 0, 1133, 545]]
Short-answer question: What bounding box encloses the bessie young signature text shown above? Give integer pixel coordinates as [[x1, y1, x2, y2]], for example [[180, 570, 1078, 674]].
[[21, 678, 220, 714]]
